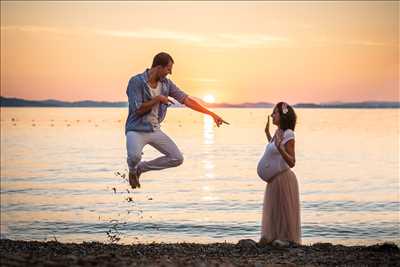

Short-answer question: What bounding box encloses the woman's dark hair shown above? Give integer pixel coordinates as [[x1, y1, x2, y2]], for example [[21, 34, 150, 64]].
[[152, 52, 174, 68], [275, 102, 297, 131]]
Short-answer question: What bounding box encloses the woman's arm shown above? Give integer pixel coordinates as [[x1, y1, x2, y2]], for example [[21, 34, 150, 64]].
[[275, 135, 296, 167], [265, 116, 272, 142]]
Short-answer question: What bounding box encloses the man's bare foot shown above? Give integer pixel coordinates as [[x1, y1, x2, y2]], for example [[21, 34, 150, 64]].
[[128, 168, 141, 189], [258, 237, 270, 246]]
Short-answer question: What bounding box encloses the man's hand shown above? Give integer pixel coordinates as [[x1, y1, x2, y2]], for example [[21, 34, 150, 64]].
[[156, 95, 174, 105], [183, 96, 229, 127], [211, 113, 230, 127], [136, 95, 174, 116]]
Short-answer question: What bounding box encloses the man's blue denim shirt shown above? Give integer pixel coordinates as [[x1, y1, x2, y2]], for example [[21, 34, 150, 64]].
[[125, 69, 188, 134]]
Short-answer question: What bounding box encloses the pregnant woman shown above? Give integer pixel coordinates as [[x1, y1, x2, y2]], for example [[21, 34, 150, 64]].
[[257, 102, 301, 245]]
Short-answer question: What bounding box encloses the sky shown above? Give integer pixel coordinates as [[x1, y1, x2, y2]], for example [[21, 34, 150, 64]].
[[1, 1, 399, 104]]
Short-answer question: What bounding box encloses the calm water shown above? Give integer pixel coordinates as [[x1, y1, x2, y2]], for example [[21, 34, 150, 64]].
[[1, 107, 399, 245]]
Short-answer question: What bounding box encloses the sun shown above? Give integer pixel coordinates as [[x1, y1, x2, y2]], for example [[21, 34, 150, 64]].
[[202, 94, 216, 103]]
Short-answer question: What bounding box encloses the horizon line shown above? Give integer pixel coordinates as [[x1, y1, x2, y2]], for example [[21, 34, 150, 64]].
[[1, 96, 399, 105]]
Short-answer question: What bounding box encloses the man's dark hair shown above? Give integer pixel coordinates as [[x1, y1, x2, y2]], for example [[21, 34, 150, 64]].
[[276, 102, 297, 131], [152, 52, 174, 68]]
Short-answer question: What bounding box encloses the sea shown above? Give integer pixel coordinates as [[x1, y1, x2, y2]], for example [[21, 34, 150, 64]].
[[1, 107, 399, 245]]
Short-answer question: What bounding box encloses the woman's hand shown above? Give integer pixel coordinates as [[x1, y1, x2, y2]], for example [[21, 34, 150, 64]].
[[265, 116, 270, 134], [265, 116, 272, 142]]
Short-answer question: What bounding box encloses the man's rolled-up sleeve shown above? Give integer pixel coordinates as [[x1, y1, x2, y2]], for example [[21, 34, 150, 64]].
[[127, 78, 143, 111], [168, 80, 188, 104]]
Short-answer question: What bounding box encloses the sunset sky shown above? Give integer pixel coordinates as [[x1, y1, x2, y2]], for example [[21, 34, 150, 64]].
[[1, 1, 398, 104]]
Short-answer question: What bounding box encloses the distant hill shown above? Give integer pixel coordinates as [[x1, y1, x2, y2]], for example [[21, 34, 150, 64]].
[[208, 102, 274, 108], [0, 97, 127, 107], [295, 101, 400, 108], [1, 96, 399, 108]]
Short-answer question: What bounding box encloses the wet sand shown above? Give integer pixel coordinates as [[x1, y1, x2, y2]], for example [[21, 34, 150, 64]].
[[1, 239, 399, 266]]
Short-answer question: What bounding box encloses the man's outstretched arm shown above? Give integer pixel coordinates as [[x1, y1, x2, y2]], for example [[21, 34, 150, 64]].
[[183, 96, 229, 127]]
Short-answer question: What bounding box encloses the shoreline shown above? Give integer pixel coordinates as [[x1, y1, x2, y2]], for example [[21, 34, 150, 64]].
[[1, 239, 399, 266]]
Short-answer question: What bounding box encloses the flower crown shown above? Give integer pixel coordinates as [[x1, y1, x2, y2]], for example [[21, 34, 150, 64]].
[[282, 102, 289, 115]]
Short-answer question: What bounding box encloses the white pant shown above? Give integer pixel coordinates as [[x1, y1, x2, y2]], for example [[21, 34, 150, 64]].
[[126, 129, 184, 174]]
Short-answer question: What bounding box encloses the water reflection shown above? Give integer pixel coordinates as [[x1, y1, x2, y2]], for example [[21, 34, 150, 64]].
[[202, 115, 215, 201], [203, 115, 214, 145]]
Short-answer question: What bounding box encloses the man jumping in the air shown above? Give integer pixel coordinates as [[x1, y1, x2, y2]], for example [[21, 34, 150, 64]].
[[125, 52, 229, 189]]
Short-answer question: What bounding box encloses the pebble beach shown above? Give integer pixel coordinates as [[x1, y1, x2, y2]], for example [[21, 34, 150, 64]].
[[1, 239, 399, 266]]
